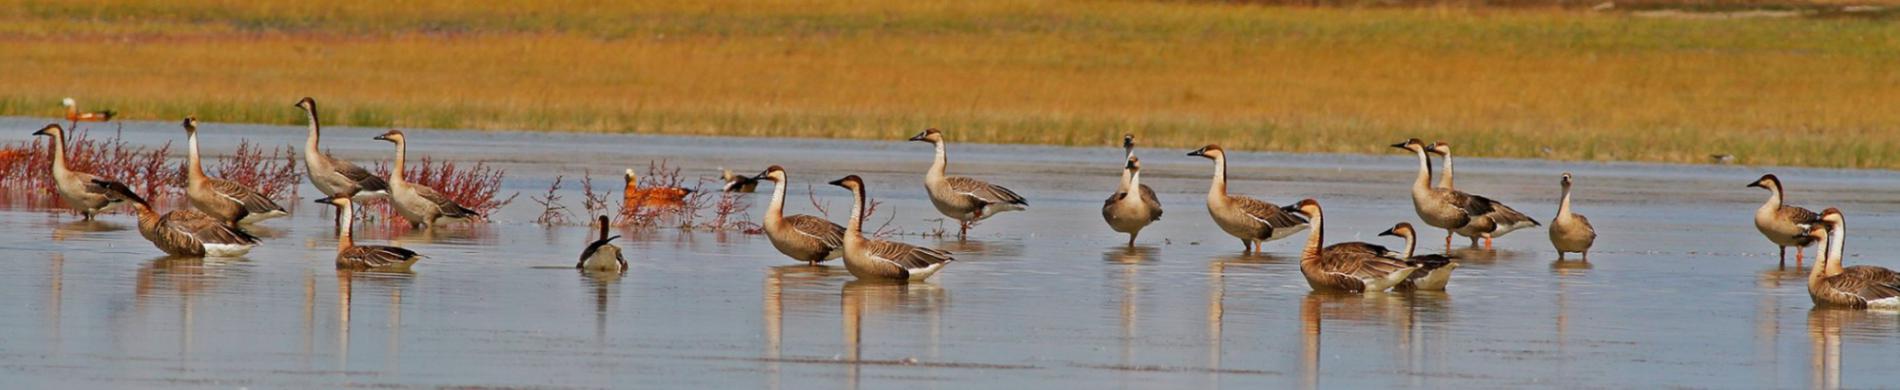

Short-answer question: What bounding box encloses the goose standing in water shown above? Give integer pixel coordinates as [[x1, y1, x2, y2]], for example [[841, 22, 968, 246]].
[[1750, 174, 1820, 267], [908, 128, 1029, 238], [1117, 134, 1160, 208], [754, 166, 846, 265], [1188, 144, 1307, 254], [577, 216, 627, 272], [374, 130, 479, 228], [317, 191, 423, 271], [1292, 199, 1422, 293], [182, 117, 289, 225], [32, 124, 127, 220], [1425, 141, 1539, 249], [94, 179, 258, 257], [294, 97, 389, 200], [1549, 172, 1597, 261], [830, 175, 953, 281], [1804, 209, 1900, 309], [1103, 156, 1163, 246], [1377, 222, 1459, 291]]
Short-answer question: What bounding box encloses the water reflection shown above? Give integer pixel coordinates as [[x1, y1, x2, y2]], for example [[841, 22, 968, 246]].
[[762, 265, 840, 390], [583, 270, 625, 342], [840, 280, 945, 390], [334, 272, 414, 371], [1807, 308, 1900, 389], [1102, 246, 1158, 264], [51, 219, 125, 241], [1297, 290, 1454, 389]]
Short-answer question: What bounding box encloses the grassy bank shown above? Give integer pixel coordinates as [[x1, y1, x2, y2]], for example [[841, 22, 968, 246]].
[[3, 1, 1898, 168]]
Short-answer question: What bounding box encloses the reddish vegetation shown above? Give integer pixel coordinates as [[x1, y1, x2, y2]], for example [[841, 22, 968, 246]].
[[0, 127, 177, 201], [208, 140, 300, 201]]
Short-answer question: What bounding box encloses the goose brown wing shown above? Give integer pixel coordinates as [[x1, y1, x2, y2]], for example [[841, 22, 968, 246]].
[[1326, 242, 1401, 259], [1138, 184, 1162, 219], [1478, 199, 1540, 227], [577, 239, 622, 267], [785, 214, 845, 250], [1829, 266, 1900, 302], [341, 245, 420, 269], [866, 239, 954, 272], [74, 171, 117, 196], [1230, 196, 1307, 232], [161, 210, 259, 245], [412, 184, 479, 219], [325, 154, 389, 193], [208, 178, 285, 214], [946, 176, 1028, 206], [1324, 249, 1413, 281], [1778, 205, 1821, 225]]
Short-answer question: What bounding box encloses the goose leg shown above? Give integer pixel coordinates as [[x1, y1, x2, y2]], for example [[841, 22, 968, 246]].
[[1242, 240, 1252, 254], [1779, 246, 1787, 267], [1483, 236, 1494, 250], [1557, 252, 1566, 261], [1795, 246, 1804, 268], [1581, 251, 1589, 262], [1127, 233, 1137, 247], [1444, 231, 1454, 252]]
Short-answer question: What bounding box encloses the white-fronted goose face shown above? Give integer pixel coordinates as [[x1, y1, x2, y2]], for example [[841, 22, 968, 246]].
[[907, 128, 943, 144], [31, 123, 60, 137], [294, 97, 316, 110], [1747, 174, 1780, 190], [372, 129, 406, 144], [1426, 141, 1451, 156], [181, 116, 199, 133], [1186, 144, 1224, 160], [1378, 222, 1416, 238], [1389, 138, 1426, 152], [828, 175, 864, 191]]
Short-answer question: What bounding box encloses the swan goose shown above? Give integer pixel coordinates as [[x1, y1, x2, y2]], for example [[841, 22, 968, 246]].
[[1549, 172, 1597, 261], [830, 175, 952, 281], [182, 117, 289, 225], [755, 165, 846, 265], [909, 128, 1028, 238], [1188, 144, 1306, 254], [32, 124, 126, 220]]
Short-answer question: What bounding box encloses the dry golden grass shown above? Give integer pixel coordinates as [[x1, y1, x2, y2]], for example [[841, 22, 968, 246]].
[[3, 0, 1898, 168]]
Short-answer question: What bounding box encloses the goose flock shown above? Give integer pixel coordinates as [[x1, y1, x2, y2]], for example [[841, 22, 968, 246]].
[[27, 98, 1900, 310]]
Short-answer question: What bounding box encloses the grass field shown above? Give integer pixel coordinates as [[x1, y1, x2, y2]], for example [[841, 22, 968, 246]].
[[3, 1, 1898, 168]]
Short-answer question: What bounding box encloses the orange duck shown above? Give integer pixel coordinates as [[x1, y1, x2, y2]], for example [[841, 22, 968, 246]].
[[624, 168, 693, 208], [62, 98, 116, 124]]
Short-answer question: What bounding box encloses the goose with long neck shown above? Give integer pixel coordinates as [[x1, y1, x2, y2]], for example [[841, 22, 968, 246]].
[[1377, 222, 1459, 291], [294, 97, 389, 200], [1549, 172, 1597, 261], [1292, 199, 1421, 293], [830, 175, 952, 281], [1749, 174, 1820, 267], [182, 117, 288, 225], [908, 128, 1028, 239], [318, 190, 423, 271], [1102, 156, 1162, 247], [93, 179, 258, 257], [374, 129, 478, 228], [32, 123, 126, 219], [1187, 144, 1307, 254], [577, 215, 626, 272], [1805, 209, 1900, 309], [1424, 141, 1539, 249], [755, 165, 845, 265], [1117, 134, 1160, 208], [1393, 139, 1468, 250]]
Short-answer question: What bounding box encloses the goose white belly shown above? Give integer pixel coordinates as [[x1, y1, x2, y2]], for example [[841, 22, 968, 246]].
[[203, 243, 257, 257]]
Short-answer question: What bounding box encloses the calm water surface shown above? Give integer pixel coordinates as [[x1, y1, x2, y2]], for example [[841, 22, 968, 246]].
[[2, 117, 1898, 388]]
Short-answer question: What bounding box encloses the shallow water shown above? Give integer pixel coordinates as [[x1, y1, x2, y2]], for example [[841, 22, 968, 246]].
[[3, 117, 1899, 388]]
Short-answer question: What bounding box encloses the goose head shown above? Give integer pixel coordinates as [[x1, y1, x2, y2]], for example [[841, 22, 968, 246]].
[[907, 128, 943, 144], [1746, 174, 1780, 190], [181, 117, 199, 134], [1125, 156, 1141, 172], [31, 123, 60, 137], [1390, 138, 1426, 153], [1426, 141, 1451, 156], [1378, 222, 1415, 238], [1186, 144, 1224, 160], [754, 165, 787, 183], [1294, 198, 1322, 217], [1821, 207, 1844, 226], [372, 129, 406, 144], [1561, 172, 1574, 187], [1122, 133, 1135, 151], [294, 97, 317, 110], [827, 175, 864, 191]]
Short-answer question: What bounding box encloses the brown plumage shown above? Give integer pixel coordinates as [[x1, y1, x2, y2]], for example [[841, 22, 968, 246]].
[[1750, 174, 1821, 267], [831, 175, 953, 281], [578, 215, 627, 272], [1293, 199, 1422, 293], [295, 97, 390, 200], [1426, 141, 1539, 249], [181, 117, 288, 224], [33, 124, 126, 220], [721, 168, 760, 193], [755, 165, 847, 265], [318, 192, 423, 271], [1550, 172, 1597, 261], [375, 130, 479, 228], [1189, 144, 1308, 254], [1806, 209, 1900, 309], [1377, 222, 1459, 291], [94, 179, 258, 258], [1103, 155, 1163, 246], [911, 128, 1029, 238]]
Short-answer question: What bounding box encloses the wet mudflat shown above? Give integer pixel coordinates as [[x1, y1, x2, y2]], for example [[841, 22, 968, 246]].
[[1, 117, 1898, 388]]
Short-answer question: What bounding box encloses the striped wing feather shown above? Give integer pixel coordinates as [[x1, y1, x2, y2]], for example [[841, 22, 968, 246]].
[[1137, 184, 1161, 219], [946, 176, 1028, 206], [785, 214, 845, 250], [1828, 266, 1900, 302], [340, 246, 420, 269], [865, 239, 953, 275], [208, 178, 284, 214], [325, 154, 389, 193], [161, 210, 259, 246], [412, 184, 479, 218], [1229, 196, 1307, 233]]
